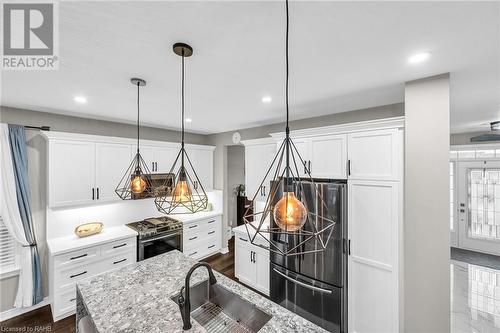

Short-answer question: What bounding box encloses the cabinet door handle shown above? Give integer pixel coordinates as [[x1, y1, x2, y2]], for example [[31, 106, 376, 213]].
[[113, 243, 126, 249], [70, 253, 88, 260], [250, 250, 253, 263], [113, 258, 127, 265], [70, 298, 76, 302], [347, 160, 351, 176], [208, 231, 215, 235], [263, 186, 266, 196], [70, 271, 87, 279], [155, 162, 158, 172], [308, 161, 311, 173], [239, 237, 248, 242], [97, 188, 99, 200], [152, 162, 155, 171], [207, 220, 215, 224], [189, 251, 198, 256], [304, 161, 308, 174], [92, 188, 95, 200], [348, 239, 351, 255], [188, 225, 198, 229], [188, 236, 198, 241], [208, 244, 215, 249]]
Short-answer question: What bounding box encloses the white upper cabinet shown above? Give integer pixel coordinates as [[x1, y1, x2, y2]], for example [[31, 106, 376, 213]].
[[138, 146, 155, 172], [95, 143, 133, 202], [141, 145, 177, 173], [44, 132, 215, 208], [154, 146, 177, 174], [49, 140, 96, 207], [244, 140, 277, 202], [309, 134, 347, 179], [277, 134, 347, 179], [185, 146, 214, 191], [347, 129, 400, 181]]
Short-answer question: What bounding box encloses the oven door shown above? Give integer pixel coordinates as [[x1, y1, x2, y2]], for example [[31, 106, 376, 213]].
[[270, 263, 344, 333], [138, 232, 182, 261]]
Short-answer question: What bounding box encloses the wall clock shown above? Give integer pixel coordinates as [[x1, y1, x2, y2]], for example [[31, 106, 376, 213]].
[[232, 132, 241, 144]]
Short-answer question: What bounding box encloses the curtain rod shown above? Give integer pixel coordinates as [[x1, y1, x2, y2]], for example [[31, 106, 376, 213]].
[[24, 125, 50, 131]]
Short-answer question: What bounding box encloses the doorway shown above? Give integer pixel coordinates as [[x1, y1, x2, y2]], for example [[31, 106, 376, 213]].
[[227, 145, 245, 228], [456, 160, 500, 255]]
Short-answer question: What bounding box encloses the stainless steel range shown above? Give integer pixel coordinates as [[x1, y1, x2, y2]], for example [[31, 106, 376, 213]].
[[127, 216, 183, 261]]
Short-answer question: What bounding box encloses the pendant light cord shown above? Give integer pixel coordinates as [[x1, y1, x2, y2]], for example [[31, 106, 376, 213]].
[[136, 82, 140, 154], [285, 0, 290, 180], [181, 49, 185, 168], [285, 0, 289, 134]]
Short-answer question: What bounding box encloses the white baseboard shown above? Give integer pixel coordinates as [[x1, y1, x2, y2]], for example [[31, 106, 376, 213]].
[[0, 297, 50, 322], [220, 247, 229, 254]]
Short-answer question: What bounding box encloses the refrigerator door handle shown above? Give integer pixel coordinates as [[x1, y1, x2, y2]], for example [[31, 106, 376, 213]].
[[273, 268, 333, 294]]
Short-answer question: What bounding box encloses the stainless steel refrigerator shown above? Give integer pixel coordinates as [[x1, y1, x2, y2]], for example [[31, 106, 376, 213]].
[[269, 179, 347, 333]]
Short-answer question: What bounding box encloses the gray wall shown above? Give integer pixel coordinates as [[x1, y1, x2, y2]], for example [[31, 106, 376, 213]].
[[0, 106, 209, 145], [206, 103, 404, 248], [227, 146, 245, 228], [404, 74, 450, 332], [0, 106, 207, 313]]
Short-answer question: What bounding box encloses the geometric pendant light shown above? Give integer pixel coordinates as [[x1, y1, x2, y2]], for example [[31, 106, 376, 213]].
[[115, 78, 153, 200], [243, 0, 336, 256], [155, 43, 208, 214]]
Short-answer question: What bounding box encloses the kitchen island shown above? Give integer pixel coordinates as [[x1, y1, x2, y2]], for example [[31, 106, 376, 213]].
[[76, 250, 326, 333]]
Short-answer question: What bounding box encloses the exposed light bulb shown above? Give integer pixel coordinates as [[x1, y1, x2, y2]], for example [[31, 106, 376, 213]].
[[273, 192, 307, 231], [173, 180, 192, 203], [131, 175, 146, 193]]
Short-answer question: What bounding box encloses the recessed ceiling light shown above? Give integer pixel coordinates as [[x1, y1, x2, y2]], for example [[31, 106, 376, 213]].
[[408, 52, 431, 64], [262, 96, 272, 103], [73, 96, 87, 104], [185, 118, 192, 123]]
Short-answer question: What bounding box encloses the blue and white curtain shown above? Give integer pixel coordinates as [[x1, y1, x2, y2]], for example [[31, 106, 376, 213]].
[[0, 123, 43, 307]]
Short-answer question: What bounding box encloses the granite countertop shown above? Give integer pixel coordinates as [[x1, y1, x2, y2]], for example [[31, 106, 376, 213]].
[[77, 250, 326, 333]]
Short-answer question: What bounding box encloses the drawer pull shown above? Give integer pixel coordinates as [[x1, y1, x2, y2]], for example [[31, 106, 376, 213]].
[[70, 298, 76, 302], [207, 220, 215, 224], [113, 259, 127, 265], [189, 251, 198, 256], [70, 271, 87, 279], [208, 245, 215, 249], [188, 225, 198, 229], [70, 253, 88, 260], [208, 231, 215, 235], [113, 243, 127, 249], [188, 236, 198, 241], [239, 237, 248, 242]]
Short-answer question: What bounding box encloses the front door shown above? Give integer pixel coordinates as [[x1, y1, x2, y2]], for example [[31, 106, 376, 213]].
[[457, 161, 500, 255]]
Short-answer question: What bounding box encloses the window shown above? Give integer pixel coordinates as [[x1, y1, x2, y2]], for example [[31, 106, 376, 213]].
[[0, 215, 18, 277]]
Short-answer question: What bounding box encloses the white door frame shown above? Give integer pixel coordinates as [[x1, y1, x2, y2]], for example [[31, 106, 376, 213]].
[[456, 160, 500, 255]]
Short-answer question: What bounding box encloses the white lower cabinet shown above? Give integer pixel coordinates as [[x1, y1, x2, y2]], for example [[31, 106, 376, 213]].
[[49, 236, 137, 321], [234, 230, 269, 296], [182, 215, 222, 260]]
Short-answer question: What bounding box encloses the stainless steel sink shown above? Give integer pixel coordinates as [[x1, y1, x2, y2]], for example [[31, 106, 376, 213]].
[[171, 280, 272, 333]]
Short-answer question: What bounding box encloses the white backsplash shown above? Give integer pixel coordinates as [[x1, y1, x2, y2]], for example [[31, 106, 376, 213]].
[[46, 190, 222, 239]]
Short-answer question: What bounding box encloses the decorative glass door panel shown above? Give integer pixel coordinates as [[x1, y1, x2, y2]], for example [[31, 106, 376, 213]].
[[468, 169, 500, 240], [457, 161, 500, 255]]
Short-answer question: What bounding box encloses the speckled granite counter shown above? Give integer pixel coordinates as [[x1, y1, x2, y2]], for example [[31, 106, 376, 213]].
[[76, 250, 326, 333]]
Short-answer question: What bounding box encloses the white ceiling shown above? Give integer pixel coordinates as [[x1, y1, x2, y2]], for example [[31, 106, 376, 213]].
[[1, 1, 498, 134]]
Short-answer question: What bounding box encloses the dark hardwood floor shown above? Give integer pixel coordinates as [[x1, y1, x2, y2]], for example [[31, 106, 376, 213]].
[[0, 239, 236, 332]]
